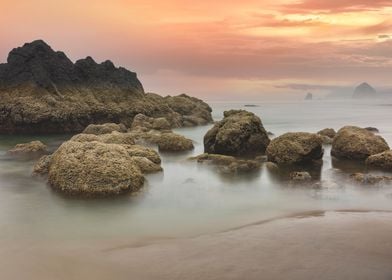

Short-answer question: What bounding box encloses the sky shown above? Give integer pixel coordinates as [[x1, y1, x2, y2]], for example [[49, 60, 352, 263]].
[[1, 0, 392, 100]]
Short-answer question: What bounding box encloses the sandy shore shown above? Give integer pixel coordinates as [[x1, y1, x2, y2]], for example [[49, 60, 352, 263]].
[[1, 211, 392, 280]]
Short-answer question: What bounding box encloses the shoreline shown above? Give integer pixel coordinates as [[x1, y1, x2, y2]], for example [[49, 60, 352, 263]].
[[1, 210, 392, 280]]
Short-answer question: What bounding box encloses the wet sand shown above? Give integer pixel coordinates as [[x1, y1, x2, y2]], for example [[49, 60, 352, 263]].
[[1, 211, 392, 280]]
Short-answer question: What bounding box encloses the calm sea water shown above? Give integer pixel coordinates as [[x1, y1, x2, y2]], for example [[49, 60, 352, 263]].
[[1, 100, 392, 242]]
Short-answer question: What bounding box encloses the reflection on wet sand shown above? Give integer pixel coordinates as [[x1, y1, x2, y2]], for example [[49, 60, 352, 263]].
[[1, 211, 392, 280]]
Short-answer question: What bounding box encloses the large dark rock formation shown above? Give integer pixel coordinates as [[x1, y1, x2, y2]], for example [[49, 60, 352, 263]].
[[352, 82, 377, 99], [0, 40, 212, 134]]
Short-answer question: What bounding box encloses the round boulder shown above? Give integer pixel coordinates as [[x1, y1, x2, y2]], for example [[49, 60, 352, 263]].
[[204, 110, 270, 156], [266, 132, 324, 165], [331, 126, 389, 160], [48, 141, 144, 197]]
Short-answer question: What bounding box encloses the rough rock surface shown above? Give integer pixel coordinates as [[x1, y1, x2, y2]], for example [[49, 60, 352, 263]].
[[0, 40, 212, 134], [70, 131, 135, 145], [364, 127, 379, 133], [266, 132, 324, 165], [189, 153, 262, 173], [33, 131, 162, 196], [331, 126, 389, 161], [83, 123, 127, 135], [204, 110, 270, 156], [47, 141, 145, 197], [366, 150, 392, 171], [32, 155, 52, 176], [7, 140, 48, 158]]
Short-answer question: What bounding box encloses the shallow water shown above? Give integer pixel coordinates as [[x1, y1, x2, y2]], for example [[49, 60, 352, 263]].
[[1, 100, 392, 242]]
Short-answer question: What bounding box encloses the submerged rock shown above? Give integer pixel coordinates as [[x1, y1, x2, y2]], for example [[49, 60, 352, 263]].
[[190, 153, 261, 173], [0, 40, 212, 134], [7, 141, 48, 159], [266, 132, 323, 165], [289, 171, 312, 181], [331, 126, 389, 161], [204, 110, 270, 156], [350, 173, 392, 186], [83, 123, 127, 135], [366, 150, 392, 171]]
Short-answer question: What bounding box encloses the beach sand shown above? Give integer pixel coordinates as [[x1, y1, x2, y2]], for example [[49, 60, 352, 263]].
[[1, 211, 392, 280]]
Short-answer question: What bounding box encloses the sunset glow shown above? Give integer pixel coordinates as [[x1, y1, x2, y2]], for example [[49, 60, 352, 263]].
[[2, 0, 392, 99]]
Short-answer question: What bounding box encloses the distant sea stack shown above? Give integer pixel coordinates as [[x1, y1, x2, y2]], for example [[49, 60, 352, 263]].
[[353, 82, 377, 99], [305, 93, 313, 100], [0, 40, 212, 134]]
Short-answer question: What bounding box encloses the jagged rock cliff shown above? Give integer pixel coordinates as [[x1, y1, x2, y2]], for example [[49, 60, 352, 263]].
[[0, 40, 212, 134]]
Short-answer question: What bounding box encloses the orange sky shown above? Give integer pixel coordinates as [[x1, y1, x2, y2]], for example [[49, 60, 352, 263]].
[[1, 0, 392, 100]]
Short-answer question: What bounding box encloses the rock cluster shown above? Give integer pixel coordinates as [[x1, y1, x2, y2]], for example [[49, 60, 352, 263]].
[[0, 40, 212, 134], [189, 153, 262, 174], [204, 110, 270, 156], [331, 126, 389, 160]]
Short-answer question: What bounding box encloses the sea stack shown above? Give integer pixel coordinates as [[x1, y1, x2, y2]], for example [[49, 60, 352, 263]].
[[352, 82, 377, 99], [305, 93, 313, 100], [0, 40, 213, 134]]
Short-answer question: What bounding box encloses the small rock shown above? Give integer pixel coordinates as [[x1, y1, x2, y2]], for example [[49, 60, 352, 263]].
[[364, 127, 379, 133], [317, 128, 336, 139], [350, 173, 392, 186], [7, 141, 48, 159], [289, 171, 312, 181]]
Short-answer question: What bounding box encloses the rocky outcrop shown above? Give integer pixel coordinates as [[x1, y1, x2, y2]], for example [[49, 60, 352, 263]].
[[204, 110, 270, 156], [7, 140, 48, 158], [70, 131, 135, 145], [266, 132, 323, 165], [0, 40, 212, 134], [352, 82, 377, 99], [366, 150, 392, 171], [189, 153, 262, 173], [83, 123, 127, 135], [331, 126, 389, 161]]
